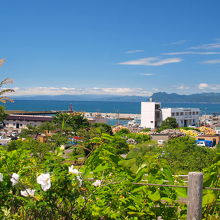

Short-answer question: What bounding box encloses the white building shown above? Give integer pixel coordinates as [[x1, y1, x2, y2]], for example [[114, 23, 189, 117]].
[[162, 108, 200, 127], [141, 102, 162, 129], [141, 101, 200, 129]]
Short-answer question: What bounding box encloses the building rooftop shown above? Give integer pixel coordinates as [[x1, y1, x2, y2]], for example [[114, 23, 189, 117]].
[[6, 115, 53, 122]]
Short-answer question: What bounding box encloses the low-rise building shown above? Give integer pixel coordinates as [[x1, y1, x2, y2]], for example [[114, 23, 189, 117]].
[[162, 108, 200, 127], [4, 115, 53, 129], [141, 101, 200, 129]]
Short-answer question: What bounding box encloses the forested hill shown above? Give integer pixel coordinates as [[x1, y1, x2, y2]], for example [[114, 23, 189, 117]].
[[151, 92, 220, 103]]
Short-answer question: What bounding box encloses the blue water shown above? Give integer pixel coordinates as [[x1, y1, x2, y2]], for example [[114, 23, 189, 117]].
[[3, 100, 220, 114]]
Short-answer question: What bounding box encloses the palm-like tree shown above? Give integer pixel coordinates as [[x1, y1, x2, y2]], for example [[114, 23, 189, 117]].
[[0, 78, 15, 103], [0, 59, 15, 103]]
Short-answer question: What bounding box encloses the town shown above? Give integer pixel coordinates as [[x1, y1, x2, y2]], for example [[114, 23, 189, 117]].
[[1, 99, 220, 149]]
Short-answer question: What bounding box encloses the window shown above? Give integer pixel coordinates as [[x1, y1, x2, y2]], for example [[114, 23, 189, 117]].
[[176, 112, 179, 116], [180, 112, 184, 115], [185, 112, 188, 115], [172, 113, 175, 116], [150, 121, 153, 123]]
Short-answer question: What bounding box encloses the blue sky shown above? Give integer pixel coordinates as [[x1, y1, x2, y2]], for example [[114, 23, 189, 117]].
[[1, 0, 220, 96]]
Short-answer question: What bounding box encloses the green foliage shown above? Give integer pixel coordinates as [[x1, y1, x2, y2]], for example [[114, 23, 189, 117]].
[[163, 136, 216, 173], [19, 124, 41, 139], [53, 113, 89, 132], [158, 117, 178, 132], [0, 131, 219, 219], [202, 160, 220, 218], [92, 122, 113, 135], [127, 133, 151, 144], [115, 128, 130, 135], [120, 143, 161, 173]]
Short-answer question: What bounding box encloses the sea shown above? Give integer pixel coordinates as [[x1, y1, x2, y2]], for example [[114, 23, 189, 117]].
[[3, 100, 220, 125]]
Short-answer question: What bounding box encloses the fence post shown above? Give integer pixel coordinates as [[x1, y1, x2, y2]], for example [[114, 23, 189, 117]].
[[187, 172, 203, 220]]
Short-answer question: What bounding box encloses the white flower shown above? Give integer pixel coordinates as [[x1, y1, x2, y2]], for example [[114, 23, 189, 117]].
[[20, 188, 35, 197], [0, 173, 3, 182], [92, 180, 102, 187], [37, 173, 51, 191], [10, 173, 19, 186], [60, 145, 65, 150], [76, 175, 83, 186], [68, 165, 80, 175]]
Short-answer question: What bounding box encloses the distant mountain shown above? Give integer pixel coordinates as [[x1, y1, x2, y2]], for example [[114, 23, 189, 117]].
[[151, 92, 220, 103], [11, 92, 220, 103], [12, 94, 149, 102]]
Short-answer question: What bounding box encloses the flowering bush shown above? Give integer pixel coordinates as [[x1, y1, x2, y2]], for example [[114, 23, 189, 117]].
[[0, 138, 219, 219]]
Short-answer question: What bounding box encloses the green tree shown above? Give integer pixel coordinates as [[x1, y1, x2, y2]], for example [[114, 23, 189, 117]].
[[158, 117, 178, 132], [53, 113, 89, 133], [38, 121, 56, 133], [19, 124, 42, 139], [163, 136, 216, 173], [91, 122, 113, 135]]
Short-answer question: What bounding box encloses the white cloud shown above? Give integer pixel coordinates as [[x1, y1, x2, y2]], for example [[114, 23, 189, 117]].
[[9, 87, 153, 97], [125, 49, 144, 54], [118, 57, 182, 66], [198, 83, 209, 89], [190, 42, 220, 50], [198, 83, 220, 90], [201, 59, 220, 64], [163, 51, 220, 55]]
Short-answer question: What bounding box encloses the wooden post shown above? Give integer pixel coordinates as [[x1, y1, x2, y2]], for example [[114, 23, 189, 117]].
[[187, 172, 203, 220]]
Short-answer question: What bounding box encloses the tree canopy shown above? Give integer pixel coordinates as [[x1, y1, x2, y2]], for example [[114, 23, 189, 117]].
[[158, 117, 178, 132]]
